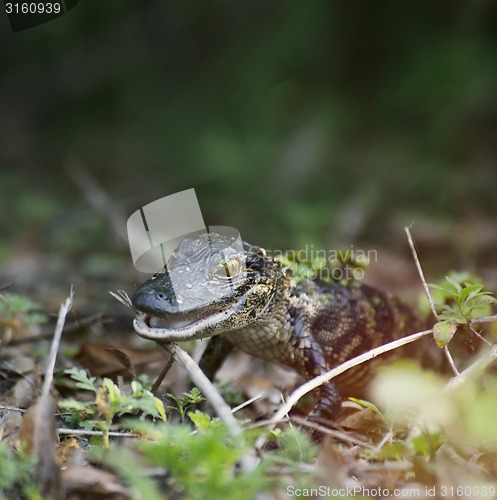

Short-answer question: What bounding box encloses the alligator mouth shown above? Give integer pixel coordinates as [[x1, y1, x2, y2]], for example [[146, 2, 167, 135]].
[[147, 308, 217, 329], [133, 306, 232, 342]]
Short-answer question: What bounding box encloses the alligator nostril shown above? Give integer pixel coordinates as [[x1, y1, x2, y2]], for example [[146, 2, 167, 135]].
[[157, 293, 165, 300]]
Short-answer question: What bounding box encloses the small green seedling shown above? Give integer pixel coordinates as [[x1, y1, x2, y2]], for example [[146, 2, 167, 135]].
[[428, 273, 496, 348], [166, 387, 205, 421], [0, 292, 47, 341], [59, 368, 166, 447]]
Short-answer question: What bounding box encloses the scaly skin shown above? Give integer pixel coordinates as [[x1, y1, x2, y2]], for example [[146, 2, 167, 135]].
[[132, 232, 421, 421]]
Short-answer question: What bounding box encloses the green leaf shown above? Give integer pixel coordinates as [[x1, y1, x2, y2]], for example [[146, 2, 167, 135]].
[[188, 410, 219, 431], [378, 441, 407, 460], [183, 387, 205, 405], [437, 305, 461, 323], [348, 397, 384, 418], [64, 368, 98, 393], [410, 433, 444, 457], [103, 378, 122, 412], [427, 283, 448, 292], [153, 397, 167, 422], [460, 285, 483, 301], [445, 276, 463, 295], [433, 320, 458, 348], [58, 398, 95, 414], [131, 380, 144, 396]]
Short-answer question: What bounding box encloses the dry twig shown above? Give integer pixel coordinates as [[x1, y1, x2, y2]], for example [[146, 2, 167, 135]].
[[20, 290, 73, 500], [404, 225, 459, 375], [270, 328, 432, 424]]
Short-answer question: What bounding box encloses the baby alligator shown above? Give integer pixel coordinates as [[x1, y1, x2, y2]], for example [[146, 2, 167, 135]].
[[131, 232, 421, 421]]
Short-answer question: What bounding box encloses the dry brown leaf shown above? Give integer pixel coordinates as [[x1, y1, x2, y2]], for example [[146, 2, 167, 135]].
[[62, 465, 131, 498], [0, 372, 40, 446], [20, 394, 64, 499], [316, 438, 349, 488], [338, 407, 384, 433], [74, 342, 165, 378]]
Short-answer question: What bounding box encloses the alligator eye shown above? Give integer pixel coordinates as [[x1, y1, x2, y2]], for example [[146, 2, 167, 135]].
[[212, 258, 242, 280]]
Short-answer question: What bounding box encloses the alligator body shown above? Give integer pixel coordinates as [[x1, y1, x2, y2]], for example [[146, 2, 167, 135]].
[[131, 232, 421, 420]]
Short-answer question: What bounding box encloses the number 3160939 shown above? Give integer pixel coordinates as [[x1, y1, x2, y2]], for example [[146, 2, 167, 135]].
[[5, 3, 61, 14]]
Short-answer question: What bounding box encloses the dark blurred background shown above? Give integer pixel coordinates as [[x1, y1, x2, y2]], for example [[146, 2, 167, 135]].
[[1, 0, 497, 306]]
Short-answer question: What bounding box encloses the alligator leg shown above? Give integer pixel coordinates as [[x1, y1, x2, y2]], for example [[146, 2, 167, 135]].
[[198, 335, 235, 381]]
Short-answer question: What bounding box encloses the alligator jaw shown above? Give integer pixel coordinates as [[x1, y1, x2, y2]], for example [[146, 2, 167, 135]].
[[132, 308, 231, 342]]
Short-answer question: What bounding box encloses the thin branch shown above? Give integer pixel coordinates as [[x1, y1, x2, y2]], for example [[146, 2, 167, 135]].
[[159, 342, 257, 472], [42, 291, 73, 398], [468, 324, 492, 347], [0, 405, 26, 413], [150, 354, 174, 393], [288, 416, 376, 449], [404, 225, 438, 320], [159, 342, 242, 436], [444, 344, 497, 392], [470, 314, 497, 324], [443, 346, 459, 375], [271, 328, 432, 423], [232, 393, 264, 414], [57, 428, 137, 438], [248, 415, 374, 449], [405, 225, 460, 375]]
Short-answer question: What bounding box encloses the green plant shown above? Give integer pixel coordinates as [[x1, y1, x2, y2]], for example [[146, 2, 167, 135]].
[[0, 292, 47, 341], [166, 387, 205, 421], [428, 273, 496, 348], [371, 361, 497, 463], [57, 370, 320, 497], [131, 421, 266, 499], [92, 445, 163, 500], [0, 443, 39, 500], [58, 368, 166, 447], [133, 418, 313, 499]]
